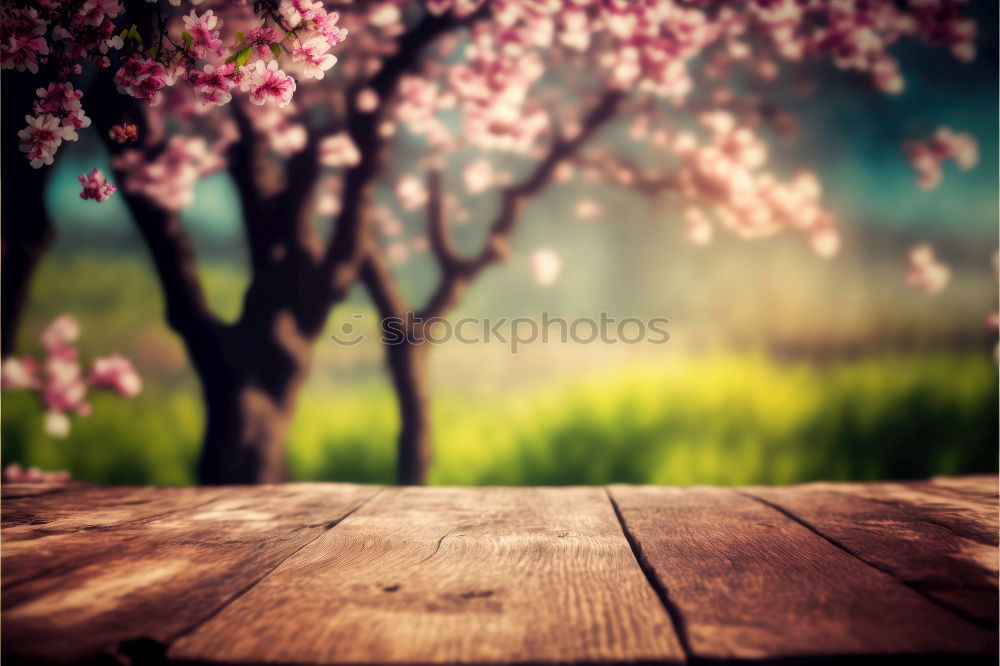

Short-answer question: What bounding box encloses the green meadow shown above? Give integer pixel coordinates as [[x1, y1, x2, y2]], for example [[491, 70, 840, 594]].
[[2, 252, 996, 486]]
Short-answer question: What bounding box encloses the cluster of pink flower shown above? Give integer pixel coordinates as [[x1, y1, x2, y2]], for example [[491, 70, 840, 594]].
[[280, 0, 348, 78], [395, 75, 455, 148], [906, 244, 950, 295], [4, 1, 122, 167], [177, 2, 346, 109], [417, 0, 976, 158], [78, 167, 117, 202], [669, 112, 838, 256], [395, 175, 429, 212], [748, 0, 975, 94], [6, 1, 349, 169], [112, 135, 227, 210], [1, 316, 141, 438], [108, 122, 138, 143], [904, 127, 979, 190], [18, 82, 92, 168], [243, 102, 307, 155], [2, 0, 123, 75], [2, 463, 71, 484], [114, 55, 177, 105], [319, 132, 361, 167], [447, 27, 549, 153]]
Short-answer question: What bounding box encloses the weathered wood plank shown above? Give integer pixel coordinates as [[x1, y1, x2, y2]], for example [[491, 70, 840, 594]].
[[807, 480, 999, 547], [1, 482, 88, 499], [169, 486, 684, 665], [745, 485, 998, 624], [2, 483, 378, 664], [2, 485, 236, 590], [608, 485, 996, 661], [932, 475, 999, 499], [2, 485, 227, 543]]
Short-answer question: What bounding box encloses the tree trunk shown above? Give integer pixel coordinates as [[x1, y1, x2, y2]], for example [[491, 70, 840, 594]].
[[1, 72, 53, 358], [197, 374, 302, 484], [1, 219, 52, 358], [196, 308, 317, 485], [387, 338, 432, 485]]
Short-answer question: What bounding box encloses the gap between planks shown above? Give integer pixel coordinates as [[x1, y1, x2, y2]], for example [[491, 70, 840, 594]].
[[606, 487, 694, 661], [163, 486, 387, 649], [738, 490, 995, 629]]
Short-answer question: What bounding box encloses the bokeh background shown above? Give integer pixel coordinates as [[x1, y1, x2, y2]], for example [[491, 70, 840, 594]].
[[3, 7, 997, 486]]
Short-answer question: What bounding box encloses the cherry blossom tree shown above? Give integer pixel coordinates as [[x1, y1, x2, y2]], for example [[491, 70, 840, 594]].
[[1, 0, 982, 484]]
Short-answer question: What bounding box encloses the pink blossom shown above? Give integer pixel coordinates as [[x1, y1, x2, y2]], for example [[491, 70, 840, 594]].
[[531, 249, 561, 286], [2, 463, 71, 483], [189, 63, 237, 107], [89, 354, 142, 397], [242, 103, 306, 155], [395, 175, 428, 212], [240, 60, 296, 108], [0, 6, 49, 74], [78, 168, 117, 202], [575, 200, 603, 220], [182, 9, 223, 58], [1, 315, 141, 439], [906, 244, 950, 295], [462, 159, 495, 195], [356, 88, 379, 113], [115, 56, 173, 105], [684, 208, 713, 246], [41, 315, 79, 354], [1, 357, 40, 390], [113, 136, 223, 211], [245, 26, 281, 58], [810, 226, 841, 259], [278, 0, 323, 29], [290, 33, 338, 80], [18, 114, 75, 168], [319, 133, 361, 167], [904, 128, 978, 190], [108, 123, 138, 143], [78, 0, 123, 27], [44, 411, 71, 438]]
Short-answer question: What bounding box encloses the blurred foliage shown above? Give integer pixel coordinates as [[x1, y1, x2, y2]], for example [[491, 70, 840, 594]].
[[2, 249, 996, 486], [3, 352, 995, 486]]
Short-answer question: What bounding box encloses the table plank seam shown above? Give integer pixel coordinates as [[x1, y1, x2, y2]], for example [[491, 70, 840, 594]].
[[739, 490, 996, 630], [160, 486, 385, 652], [821, 488, 999, 548], [604, 486, 693, 663]]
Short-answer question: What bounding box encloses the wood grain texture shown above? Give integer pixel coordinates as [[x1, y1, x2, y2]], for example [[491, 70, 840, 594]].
[[169, 486, 685, 665], [806, 479, 999, 547], [2, 483, 378, 664], [745, 485, 998, 624], [607, 484, 997, 661]]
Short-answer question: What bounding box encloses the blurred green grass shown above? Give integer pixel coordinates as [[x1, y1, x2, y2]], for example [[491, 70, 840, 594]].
[[2, 251, 996, 486], [3, 352, 996, 486]]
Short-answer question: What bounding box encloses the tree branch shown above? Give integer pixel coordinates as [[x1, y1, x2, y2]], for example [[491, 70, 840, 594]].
[[359, 247, 408, 324], [87, 69, 224, 360], [123, 195, 223, 343], [571, 150, 679, 197], [417, 90, 625, 319], [321, 8, 487, 301], [425, 169, 464, 271]]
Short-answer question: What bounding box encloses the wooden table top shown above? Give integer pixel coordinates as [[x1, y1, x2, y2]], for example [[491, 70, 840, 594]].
[[2, 476, 997, 664]]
